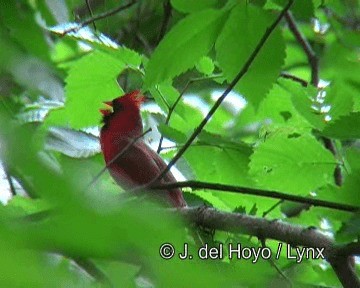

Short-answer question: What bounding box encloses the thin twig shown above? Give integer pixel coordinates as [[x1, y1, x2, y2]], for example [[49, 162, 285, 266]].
[[157, 0, 172, 44], [280, 71, 308, 87], [260, 238, 293, 287], [323, 7, 360, 30], [153, 0, 295, 184], [285, 10, 343, 186], [64, 0, 137, 35], [262, 200, 283, 218], [151, 180, 359, 212], [156, 82, 184, 153], [4, 169, 16, 196], [87, 128, 152, 188], [85, 0, 97, 31], [156, 74, 222, 153], [74, 257, 111, 286], [285, 11, 319, 86]]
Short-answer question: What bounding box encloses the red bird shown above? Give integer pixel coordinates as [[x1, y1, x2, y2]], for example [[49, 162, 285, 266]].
[[99, 91, 187, 208]]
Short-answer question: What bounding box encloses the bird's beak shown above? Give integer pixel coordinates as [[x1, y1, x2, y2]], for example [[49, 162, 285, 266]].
[[100, 101, 113, 116]]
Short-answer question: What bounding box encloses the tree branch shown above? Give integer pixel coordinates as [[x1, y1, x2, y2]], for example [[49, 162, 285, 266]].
[[151, 180, 359, 213], [335, 242, 360, 258], [285, 11, 343, 187], [329, 257, 360, 288], [176, 206, 360, 288], [64, 0, 137, 34], [157, 0, 172, 44], [153, 0, 295, 184], [280, 71, 308, 87], [85, 0, 97, 31], [285, 11, 319, 86]]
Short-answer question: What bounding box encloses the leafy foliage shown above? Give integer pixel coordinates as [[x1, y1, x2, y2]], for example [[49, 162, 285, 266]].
[[0, 0, 359, 287], [216, 2, 286, 107]]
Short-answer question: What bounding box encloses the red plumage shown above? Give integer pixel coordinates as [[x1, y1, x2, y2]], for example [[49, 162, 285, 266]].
[[99, 91, 187, 208]]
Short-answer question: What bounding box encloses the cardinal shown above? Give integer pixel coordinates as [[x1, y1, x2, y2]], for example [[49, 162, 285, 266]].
[[99, 91, 187, 208]]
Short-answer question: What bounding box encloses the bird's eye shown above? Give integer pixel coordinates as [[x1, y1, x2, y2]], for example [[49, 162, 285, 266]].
[[112, 100, 123, 112]]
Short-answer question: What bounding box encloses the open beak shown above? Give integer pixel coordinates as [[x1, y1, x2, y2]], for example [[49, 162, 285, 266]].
[[100, 101, 113, 116], [104, 101, 113, 107]]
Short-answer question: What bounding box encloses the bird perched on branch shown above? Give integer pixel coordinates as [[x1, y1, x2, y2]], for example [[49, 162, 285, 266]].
[[99, 91, 187, 208]]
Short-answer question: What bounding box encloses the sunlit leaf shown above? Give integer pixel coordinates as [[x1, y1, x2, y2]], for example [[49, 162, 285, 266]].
[[249, 133, 336, 194], [144, 9, 228, 88], [216, 3, 286, 108]]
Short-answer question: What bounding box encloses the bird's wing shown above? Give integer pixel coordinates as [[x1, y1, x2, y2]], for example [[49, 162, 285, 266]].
[[108, 140, 186, 207]]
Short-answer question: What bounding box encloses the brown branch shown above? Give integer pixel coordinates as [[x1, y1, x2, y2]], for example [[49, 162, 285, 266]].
[[329, 257, 360, 288], [152, 0, 295, 183], [157, 0, 172, 44], [280, 71, 308, 87], [177, 206, 333, 247], [64, 0, 137, 35], [335, 242, 360, 258], [176, 206, 360, 288], [285, 11, 319, 86], [323, 7, 360, 31], [151, 180, 359, 212], [85, 0, 97, 31], [285, 11, 343, 187], [323, 137, 343, 186]]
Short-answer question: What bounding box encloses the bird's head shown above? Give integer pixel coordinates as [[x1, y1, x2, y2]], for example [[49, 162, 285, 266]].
[[100, 90, 145, 123]]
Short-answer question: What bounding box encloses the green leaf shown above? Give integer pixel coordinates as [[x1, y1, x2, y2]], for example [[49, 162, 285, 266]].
[[273, 0, 314, 19], [150, 83, 204, 136], [215, 3, 285, 108], [185, 145, 258, 211], [171, 0, 219, 13], [325, 81, 354, 121], [0, 1, 50, 62], [281, 79, 355, 130], [322, 42, 360, 84], [46, 50, 125, 128], [94, 260, 140, 288], [52, 39, 78, 67], [249, 133, 336, 194], [158, 124, 187, 143], [322, 112, 360, 140], [150, 83, 181, 112], [144, 9, 228, 88], [339, 173, 360, 207], [280, 78, 325, 130], [196, 56, 215, 75], [336, 213, 360, 243], [345, 148, 360, 172], [5, 196, 50, 217], [113, 47, 142, 69], [256, 81, 312, 128]]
